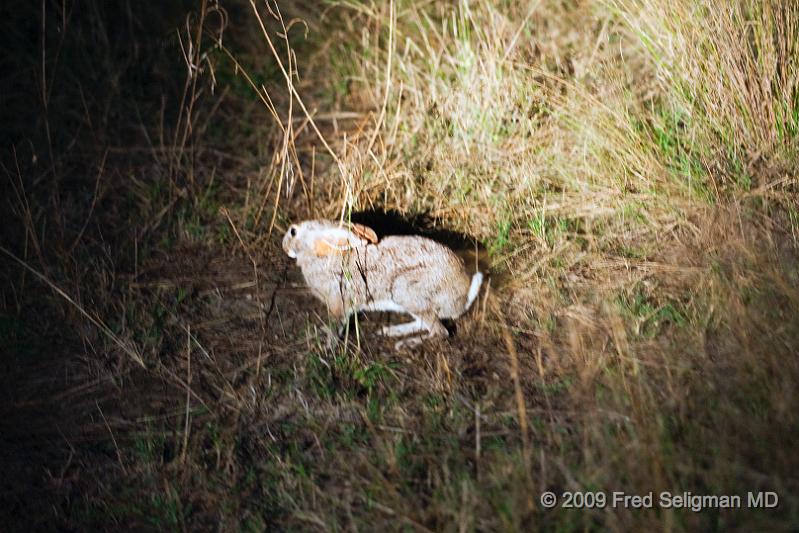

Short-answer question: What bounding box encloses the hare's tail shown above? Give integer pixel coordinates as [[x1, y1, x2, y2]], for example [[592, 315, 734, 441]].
[[465, 272, 483, 312]]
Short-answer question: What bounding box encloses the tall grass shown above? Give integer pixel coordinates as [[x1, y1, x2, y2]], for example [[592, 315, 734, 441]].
[[615, 0, 799, 184], [314, 0, 796, 242], [325, 0, 705, 272]]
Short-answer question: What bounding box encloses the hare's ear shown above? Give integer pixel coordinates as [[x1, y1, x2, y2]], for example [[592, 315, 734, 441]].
[[312, 224, 375, 257], [312, 227, 353, 257], [350, 223, 378, 244], [313, 236, 350, 257]]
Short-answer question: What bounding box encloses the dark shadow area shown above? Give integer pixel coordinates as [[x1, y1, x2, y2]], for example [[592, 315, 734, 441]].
[[1, 0, 328, 526], [350, 208, 476, 248], [0, 1, 202, 529]]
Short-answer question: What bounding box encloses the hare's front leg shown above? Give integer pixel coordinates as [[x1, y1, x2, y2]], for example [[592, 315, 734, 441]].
[[333, 316, 347, 338], [335, 307, 357, 337], [320, 296, 354, 347]]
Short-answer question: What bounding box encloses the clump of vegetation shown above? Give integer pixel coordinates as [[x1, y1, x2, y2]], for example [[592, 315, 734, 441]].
[[1, 0, 797, 530]]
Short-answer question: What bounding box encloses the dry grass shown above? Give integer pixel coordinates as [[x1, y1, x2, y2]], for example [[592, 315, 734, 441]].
[[1, 0, 798, 531]]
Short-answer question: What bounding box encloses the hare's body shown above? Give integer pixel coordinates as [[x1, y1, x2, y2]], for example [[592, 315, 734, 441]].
[[297, 235, 473, 319], [283, 220, 483, 349]]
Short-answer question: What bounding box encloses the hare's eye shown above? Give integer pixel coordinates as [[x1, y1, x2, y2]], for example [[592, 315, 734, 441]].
[[290, 227, 297, 237]]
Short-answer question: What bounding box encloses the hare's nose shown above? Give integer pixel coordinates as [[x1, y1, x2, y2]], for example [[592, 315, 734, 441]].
[[282, 238, 297, 258]]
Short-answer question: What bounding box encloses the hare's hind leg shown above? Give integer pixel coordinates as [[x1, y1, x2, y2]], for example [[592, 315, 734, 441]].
[[381, 318, 425, 337], [393, 313, 447, 350], [357, 300, 423, 336]]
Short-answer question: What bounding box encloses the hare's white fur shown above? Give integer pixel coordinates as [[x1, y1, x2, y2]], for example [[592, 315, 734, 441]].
[[282, 219, 483, 349], [466, 272, 483, 310]]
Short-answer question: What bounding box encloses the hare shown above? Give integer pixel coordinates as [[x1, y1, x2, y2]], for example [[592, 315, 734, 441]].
[[282, 219, 483, 349]]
